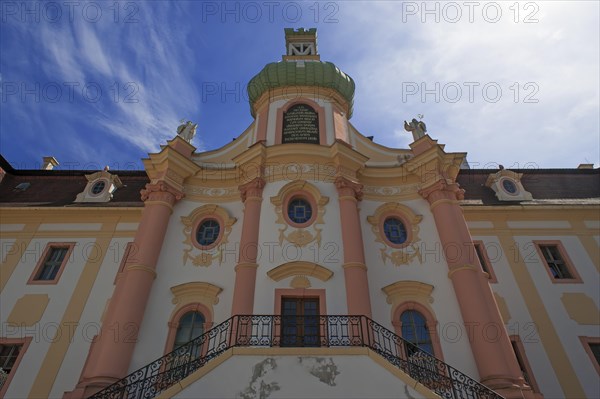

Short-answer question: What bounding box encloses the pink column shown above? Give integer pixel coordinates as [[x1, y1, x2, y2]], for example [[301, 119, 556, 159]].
[[335, 176, 372, 317], [231, 177, 265, 316], [420, 181, 531, 399], [67, 183, 183, 398]]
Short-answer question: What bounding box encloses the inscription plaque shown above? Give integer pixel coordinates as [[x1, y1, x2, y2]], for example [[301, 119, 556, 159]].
[[282, 104, 319, 144]]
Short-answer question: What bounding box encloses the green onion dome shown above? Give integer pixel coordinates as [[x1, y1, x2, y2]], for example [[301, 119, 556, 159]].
[[247, 61, 355, 117]]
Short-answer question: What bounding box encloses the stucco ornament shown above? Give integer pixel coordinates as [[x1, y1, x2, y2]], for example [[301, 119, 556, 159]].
[[270, 180, 329, 248], [176, 120, 197, 143], [367, 203, 423, 266], [404, 116, 427, 141], [485, 168, 533, 202], [181, 205, 237, 267]]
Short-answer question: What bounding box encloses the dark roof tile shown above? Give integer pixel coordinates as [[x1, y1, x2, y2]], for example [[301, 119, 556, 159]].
[[457, 169, 600, 205], [0, 156, 148, 207]]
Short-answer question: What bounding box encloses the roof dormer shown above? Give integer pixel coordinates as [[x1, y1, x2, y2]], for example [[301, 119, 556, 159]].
[[75, 170, 123, 203], [485, 168, 533, 201]]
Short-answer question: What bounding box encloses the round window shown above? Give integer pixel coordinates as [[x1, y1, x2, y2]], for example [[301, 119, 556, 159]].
[[196, 219, 221, 246], [287, 197, 313, 225], [502, 179, 518, 194], [383, 217, 407, 245], [91, 181, 106, 195]]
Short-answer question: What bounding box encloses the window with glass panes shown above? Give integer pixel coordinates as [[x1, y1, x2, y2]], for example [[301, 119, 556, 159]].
[[509, 337, 541, 392], [287, 198, 312, 224], [91, 180, 106, 195], [383, 217, 407, 245], [0, 344, 22, 375], [589, 343, 600, 368], [196, 219, 220, 246], [281, 297, 319, 347], [401, 310, 433, 355], [35, 247, 69, 281], [539, 245, 573, 279], [173, 311, 205, 350], [474, 243, 490, 274]]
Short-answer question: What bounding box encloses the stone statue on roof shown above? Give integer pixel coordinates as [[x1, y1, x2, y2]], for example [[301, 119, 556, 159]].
[[177, 120, 197, 143], [404, 117, 427, 141]]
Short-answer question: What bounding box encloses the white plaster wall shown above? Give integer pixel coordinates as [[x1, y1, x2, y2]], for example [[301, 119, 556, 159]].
[[0, 224, 25, 232], [466, 221, 493, 229], [0, 237, 102, 398], [511, 234, 600, 399], [265, 100, 280, 146], [477, 235, 564, 397], [583, 220, 600, 229], [253, 179, 347, 315], [129, 199, 244, 372], [361, 198, 481, 380], [472, 230, 600, 399], [50, 237, 130, 398], [0, 238, 17, 263], [323, 101, 335, 144], [38, 223, 103, 231], [173, 354, 427, 399], [506, 221, 571, 229], [116, 222, 139, 231]]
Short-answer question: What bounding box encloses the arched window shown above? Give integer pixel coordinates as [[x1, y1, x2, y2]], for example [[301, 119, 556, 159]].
[[173, 311, 205, 350], [400, 310, 433, 355]]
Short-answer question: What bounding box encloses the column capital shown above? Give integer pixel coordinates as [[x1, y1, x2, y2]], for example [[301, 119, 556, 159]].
[[334, 176, 363, 201], [140, 182, 185, 205], [419, 179, 465, 205], [239, 177, 266, 202]]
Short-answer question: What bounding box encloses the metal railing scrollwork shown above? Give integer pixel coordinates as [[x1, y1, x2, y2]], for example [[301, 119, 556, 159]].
[[89, 315, 503, 399]]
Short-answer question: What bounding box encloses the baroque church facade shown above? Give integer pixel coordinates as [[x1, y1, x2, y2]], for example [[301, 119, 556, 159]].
[[0, 29, 599, 399]]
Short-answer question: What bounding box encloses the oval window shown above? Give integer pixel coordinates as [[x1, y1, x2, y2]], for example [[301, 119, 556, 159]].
[[91, 181, 106, 195], [502, 179, 518, 194], [287, 197, 313, 224], [196, 219, 221, 246], [383, 217, 407, 245]]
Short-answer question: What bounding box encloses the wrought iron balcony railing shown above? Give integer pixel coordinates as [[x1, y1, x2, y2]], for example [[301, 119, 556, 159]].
[[89, 315, 503, 399]]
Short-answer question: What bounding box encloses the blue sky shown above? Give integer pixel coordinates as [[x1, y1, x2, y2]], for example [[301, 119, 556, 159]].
[[1, 1, 598, 171]]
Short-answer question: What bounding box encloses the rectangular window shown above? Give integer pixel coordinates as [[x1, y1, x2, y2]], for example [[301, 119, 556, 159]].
[[0, 344, 21, 374], [37, 247, 68, 280], [473, 241, 498, 283], [0, 338, 31, 396], [580, 337, 600, 375], [474, 244, 490, 274], [281, 297, 320, 347], [27, 243, 75, 284], [510, 336, 541, 393], [539, 245, 572, 279], [591, 344, 600, 366], [534, 241, 581, 283]]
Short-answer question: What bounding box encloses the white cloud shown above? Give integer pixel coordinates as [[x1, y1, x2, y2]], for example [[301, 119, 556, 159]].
[[2, 1, 597, 169], [327, 1, 599, 167], [5, 2, 203, 158]]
